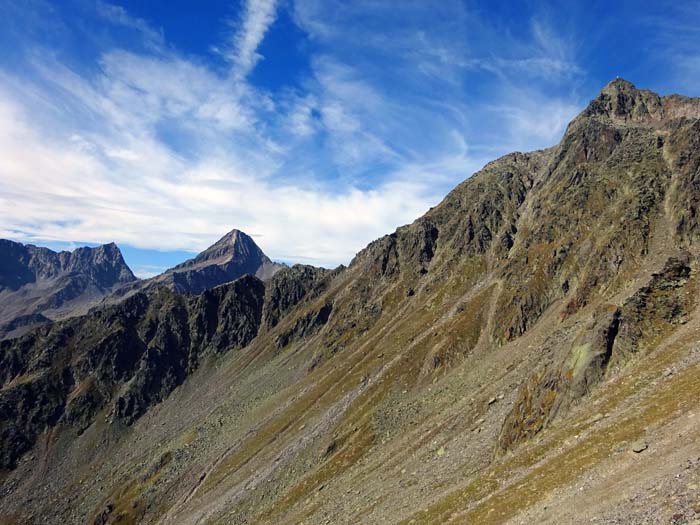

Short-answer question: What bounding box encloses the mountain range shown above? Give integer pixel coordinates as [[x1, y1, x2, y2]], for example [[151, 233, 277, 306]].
[[0, 230, 284, 340], [2, 79, 700, 524], [0, 240, 136, 339]]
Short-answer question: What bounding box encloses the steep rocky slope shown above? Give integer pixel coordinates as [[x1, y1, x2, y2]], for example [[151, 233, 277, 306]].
[[0, 264, 328, 472], [2, 79, 700, 525], [0, 241, 136, 339]]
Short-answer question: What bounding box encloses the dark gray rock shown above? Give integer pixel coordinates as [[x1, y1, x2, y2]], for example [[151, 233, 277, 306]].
[[0, 240, 137, 339], [0, 274, 265, 467], [262, 265, 332, 329]]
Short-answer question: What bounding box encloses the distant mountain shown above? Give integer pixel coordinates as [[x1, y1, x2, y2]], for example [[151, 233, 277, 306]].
[[0, 240, 136, 339], [158, 229, 283, 293], [107, 229, 284, 301], [0, 230, 283, 339]]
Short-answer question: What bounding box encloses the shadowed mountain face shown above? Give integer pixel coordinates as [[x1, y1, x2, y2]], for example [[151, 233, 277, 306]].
[[0, 276, 267, 469], [0, 230, 284, 340], [0, 241, 136, 339], [3, 80, 700, 524]]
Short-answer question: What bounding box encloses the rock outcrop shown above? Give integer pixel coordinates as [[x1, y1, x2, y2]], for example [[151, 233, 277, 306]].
[[498, 253, 698, 452]]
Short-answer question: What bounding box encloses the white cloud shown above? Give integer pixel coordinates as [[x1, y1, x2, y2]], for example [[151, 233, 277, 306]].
[[95, 1, 164, 49], [0, 84, 437, 267], [286, 95, 319, 137], [0, 0, 588, 269], [484, 89, 581, 149], [638, 2, 700, 96], [132, 265, 171, 279], [226, 0, 279, 78]]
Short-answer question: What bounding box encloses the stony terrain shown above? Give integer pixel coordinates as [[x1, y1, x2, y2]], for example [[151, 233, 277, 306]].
[[2, 79, 700, 524], [0, 241, 136, 340]]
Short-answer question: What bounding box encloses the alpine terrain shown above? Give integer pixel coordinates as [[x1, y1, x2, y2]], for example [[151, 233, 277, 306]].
[[2, 79, 700, 524], [0, 241, 136, 340], [103, 229, 284, 301]]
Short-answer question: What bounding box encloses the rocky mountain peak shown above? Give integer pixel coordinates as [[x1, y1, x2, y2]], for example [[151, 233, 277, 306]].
[[61, 242, 136, 284], [582, 77, 664, 124], [191, 229, 266, 265], [580, 77, 700, 126], [600, 77, 637, 95], [0, 240, 135, 291], [107, 228, 286, 297]]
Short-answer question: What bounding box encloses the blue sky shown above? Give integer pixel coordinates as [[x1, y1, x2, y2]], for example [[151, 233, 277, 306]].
[[0, 0, 698, 276]]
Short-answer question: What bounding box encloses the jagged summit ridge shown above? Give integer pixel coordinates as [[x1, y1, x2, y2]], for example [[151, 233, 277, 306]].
[[0, 239, 136, 338], [0, 239, 135, 289], [581, 77, 700, 125]]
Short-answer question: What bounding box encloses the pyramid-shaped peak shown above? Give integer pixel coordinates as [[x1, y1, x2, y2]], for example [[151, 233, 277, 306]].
[[157, 227, 283, 291], [186, 228, 270, 268], [208, 229, 259, 254], [217, 229, 250, 244]]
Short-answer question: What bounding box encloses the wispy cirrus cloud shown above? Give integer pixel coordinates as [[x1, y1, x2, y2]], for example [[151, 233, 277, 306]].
[[0, 89, 433, 264], [290, 2, 584, 176], [635, 1, 700, 95], [0, 0, 593, 268], [94, 0, 164, 49], [225, 0, 279, 78]]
